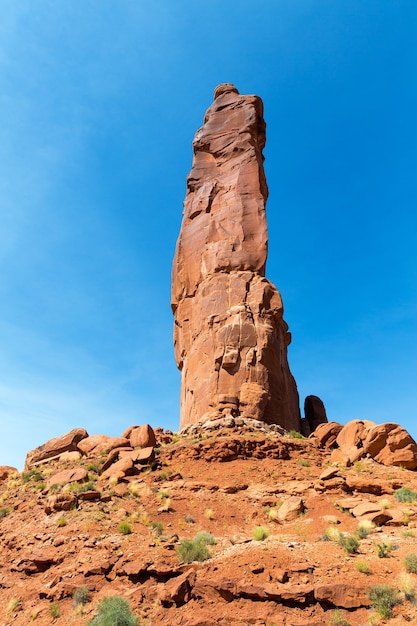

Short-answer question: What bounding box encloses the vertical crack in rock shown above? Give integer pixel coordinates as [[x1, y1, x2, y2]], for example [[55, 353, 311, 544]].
[[172, 83, 301, 430]]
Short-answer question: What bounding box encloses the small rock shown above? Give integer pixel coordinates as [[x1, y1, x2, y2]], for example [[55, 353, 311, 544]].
[[278, 496, 305, 522]]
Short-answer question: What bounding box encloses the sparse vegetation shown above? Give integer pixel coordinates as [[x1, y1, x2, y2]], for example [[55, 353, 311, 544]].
[[0, 507, 10, 518], [338, 534, 359, 555], [205, 508, 214, 520], [324, 526, 343, 542], [287, 430, 305, 439], [355, 519, 374, 539], [394, 487, 417, 503], [87, 596, 137, 625], [375, 541, 394, 558], [57, 516, 67, 527], [399, 572, 415, 602], [22, 469, 43, 483], [268, 507, 281, 522], [195, 530, 216, 545], [159, 497, 172, 512], [7, 597, 22, 613], [328, 608, 350, 625], [253, 526, 269, 541], [325, 527, 359, 554], [177, 531, 215, 563], [86, 463, 101, 474], [150, 521, 164, 536], [355, 560, 370, 574], [73, 585, 90, 606], [368, 585, 401, 619], [353, 460, 363, 474], [379, 498, 391, 510], [68, 481, 96, 493], [297, 459, 310, 467], [403, 553, 417, 574], [50, 602, 60, 619], [185, 514, 195, 524], [118, 521, 132, 535]]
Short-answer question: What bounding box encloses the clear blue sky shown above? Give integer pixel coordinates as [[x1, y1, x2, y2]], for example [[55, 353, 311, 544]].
[[1, 1, 416, 469]]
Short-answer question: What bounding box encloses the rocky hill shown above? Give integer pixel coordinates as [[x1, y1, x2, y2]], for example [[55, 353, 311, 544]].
[[1, 419, 417, 625]]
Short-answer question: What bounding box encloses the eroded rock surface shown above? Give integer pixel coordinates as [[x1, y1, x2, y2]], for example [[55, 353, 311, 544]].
[[172, 83, 300, 430]]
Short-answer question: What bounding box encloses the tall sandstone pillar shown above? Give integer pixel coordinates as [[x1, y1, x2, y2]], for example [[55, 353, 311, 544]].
[[172, 84, 300, 431]]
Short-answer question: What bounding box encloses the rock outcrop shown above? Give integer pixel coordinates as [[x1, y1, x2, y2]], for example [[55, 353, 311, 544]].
[[172, 83, 300, 430], [25, 428, 89, 469], [311, 419, 417, 469]]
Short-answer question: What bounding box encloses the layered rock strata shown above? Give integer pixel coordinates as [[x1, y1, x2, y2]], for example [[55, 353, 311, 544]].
[[172, 83, 300, 430]]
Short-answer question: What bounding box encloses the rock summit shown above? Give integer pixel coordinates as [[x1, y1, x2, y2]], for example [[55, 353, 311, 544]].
[[172, 84, 300, 430]]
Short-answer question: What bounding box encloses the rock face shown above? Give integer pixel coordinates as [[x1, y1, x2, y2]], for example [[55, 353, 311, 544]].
[[172, 83, 300, 430]]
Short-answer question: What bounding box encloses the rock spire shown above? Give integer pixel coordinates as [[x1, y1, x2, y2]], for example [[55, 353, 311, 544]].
[[172, 84, 300, 430]]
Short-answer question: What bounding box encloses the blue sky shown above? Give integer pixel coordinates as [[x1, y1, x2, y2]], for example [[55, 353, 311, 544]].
[[1, 1, 416, 469]]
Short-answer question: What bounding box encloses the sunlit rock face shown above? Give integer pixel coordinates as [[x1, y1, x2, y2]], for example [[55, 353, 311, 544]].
[[172, 83, 300, 431]]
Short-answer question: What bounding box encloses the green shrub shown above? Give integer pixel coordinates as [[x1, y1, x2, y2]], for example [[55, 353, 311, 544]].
[[404, 553, 417, 574], [338, 534, 359, 555], [150, 521, 164, 536], [118, 521, 132, 535], [394, 487, 417, 503], [22, 469, 43, 483], [86, 464, 100, 474], [57, 516, 67, 527], [50, 602, 60, 618], [355, 560, 370, 574], [375, 541, 394, 558], [354, 519, 374, 539], [287, 430, 305, 439], [88, 596, 137, 626], [195, 531, 216, 545], [73, 585, 90, 606], [177, 531, 215, 563], [0, 507, 10, 518], [69, 481, 96, 494], [297, 459, 310, 467], [368, 585, 400, 619], [252, 526, 269, 541]]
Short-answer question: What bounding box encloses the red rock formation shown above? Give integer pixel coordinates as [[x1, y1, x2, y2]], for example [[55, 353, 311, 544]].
[[311, 419, 417, 469], [172, 84, 300, 430]]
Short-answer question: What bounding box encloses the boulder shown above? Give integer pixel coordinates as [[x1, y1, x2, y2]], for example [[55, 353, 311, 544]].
[[310, 422, 343, 448], [0, 466, 17, 481], [172, 83, 300, 431], [335, 420, 375, 450], [363, 423, 417, 470], [44, 493, 77, 514], [101, 456, 135, 481], [304, 395, 328, 433], [120, 447, 155, 464], [47, 468, 88, 488], [77, 435, 130, 456], [159, 570, 196, 607], [278, 496, 305, 521], [25, 428, 89, 469], [129, 424, 157, 449]]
